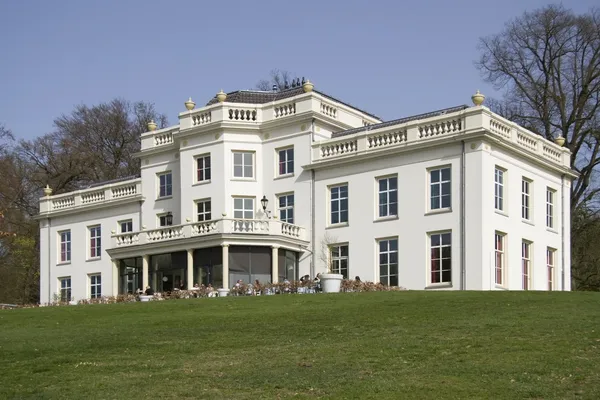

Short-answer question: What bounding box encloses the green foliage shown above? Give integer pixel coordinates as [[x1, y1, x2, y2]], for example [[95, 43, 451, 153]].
[[0, 292, 599, 399]]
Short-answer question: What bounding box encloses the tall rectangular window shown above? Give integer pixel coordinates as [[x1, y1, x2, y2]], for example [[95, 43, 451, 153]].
[[59, 231, 71, 263], [89, 226, 101, 258], [522, 241, 532, 290], [430, 167, 451, 210], [330, 244, 349, 279], [196, 155, 211, 182], [430, 232, 452, 284], [330, 184, 348, 225], [158, 172, 172, 198], [278, 148, 294, 176], [120, 220, 133, 233], [233, 197, 254, 219], [522, 178, 531, 220], [546, 188, 555, 228], [90, 274, 101, 299], [495, 232, 506, 286], [196, 199, 212, 222], [379, 238, 398, 286], [378, 176, 398, 218], [495, 167, 505, 211], [278, 193, 294, 223], [233, 152, 254, 178], [547, 248, 555, 291], [158, 214, 168, 227], [60, 277, 71, 302]]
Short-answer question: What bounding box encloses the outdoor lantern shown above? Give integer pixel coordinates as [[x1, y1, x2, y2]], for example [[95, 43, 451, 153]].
[[166, 212, 173, 226], [261, 195, 268, 211]]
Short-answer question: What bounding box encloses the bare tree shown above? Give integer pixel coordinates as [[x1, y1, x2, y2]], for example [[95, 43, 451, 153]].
[[255, 69, 296, 91], [318, 232, 338, 273], [476, 4, 600, 211]]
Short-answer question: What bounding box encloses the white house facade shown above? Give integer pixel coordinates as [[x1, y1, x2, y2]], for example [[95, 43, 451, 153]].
[[37, 81, 576, 303]]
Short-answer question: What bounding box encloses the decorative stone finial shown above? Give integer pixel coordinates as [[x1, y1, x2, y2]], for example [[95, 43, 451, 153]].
[[471, 90, 485, 106], [147, 120, 157, 131], [555, 135, 566, 147], [302, 79, 314, 93], [43, 185, 53, 196], [184, 97, 195, 111], [216, 90, 227, 103]]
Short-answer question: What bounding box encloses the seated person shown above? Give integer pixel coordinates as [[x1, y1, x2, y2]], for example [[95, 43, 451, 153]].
[[144, 286, 154, 296]]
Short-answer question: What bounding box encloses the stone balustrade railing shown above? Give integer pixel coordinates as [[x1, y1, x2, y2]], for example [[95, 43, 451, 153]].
[[39, 178, 142, 214], [111, 218, 307, 248], [311, 106, 571, 168]]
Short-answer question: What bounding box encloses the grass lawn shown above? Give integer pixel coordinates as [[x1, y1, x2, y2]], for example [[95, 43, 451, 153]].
[[1, 291, 599, 399]]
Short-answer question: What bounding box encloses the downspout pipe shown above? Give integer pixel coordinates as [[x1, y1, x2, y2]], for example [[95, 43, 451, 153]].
[[460, 140, 466, 290], [561, 174, 566, 290], [310, 118, 316, 279], [47, 217, 51, 304]]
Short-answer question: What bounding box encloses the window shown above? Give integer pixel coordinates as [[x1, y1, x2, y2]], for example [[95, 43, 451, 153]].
[[494, 232, 506, 286], [330, 244, 349, 279], [522, 241, 532, 290], [546, 188, 555, 228], [158, 172, 172, 198], [430, 167, 451, 210], [278, 147, 294, 176], [233, 197, 254, 219], [59, 277, 71, 302], [278, 194, 294, 223], [120, 220, 133, 233], [430, 232, 451, 284], [90, 274, 101, 299], [89, 226, 101, 258], [330, 184, 348, 224], [59, 231, 71, 263], [522, 178, 531, 220], [378, 176, 398, 218], [379, 238, 398, 286], [196, 199, 212, 222], [547, 248, 555, 291], [494, 167, 505, 211], [233, 152, 254, 178], [196, 154, 211, 182]]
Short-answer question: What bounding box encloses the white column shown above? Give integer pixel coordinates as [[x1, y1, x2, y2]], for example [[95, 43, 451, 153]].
[[187, 249, 194, 289], [112, 259, 119, 296], [272, 246, 279, 283], [142, 254, 149, 290], [222, 244, 229, 289]]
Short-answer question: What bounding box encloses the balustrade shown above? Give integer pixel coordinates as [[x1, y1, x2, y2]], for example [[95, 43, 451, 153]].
[[320, 139, 358, 158], [274, 103, 296, 118], [418, 118, 462, 138], [154, 132, 173, 146], [368, 130, 407, 149], [320, 103, 337, 118], [52, 197, 75, 210], [81, 191, 105, 204], [192, 112, 212, 126], [228, 108, 257, 121]]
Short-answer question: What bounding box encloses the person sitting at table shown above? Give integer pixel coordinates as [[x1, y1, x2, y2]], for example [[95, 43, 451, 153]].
[[144, 286, 154, 296]]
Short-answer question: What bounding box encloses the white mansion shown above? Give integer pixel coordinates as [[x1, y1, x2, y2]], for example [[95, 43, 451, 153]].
[[37, 81, 576, 303]]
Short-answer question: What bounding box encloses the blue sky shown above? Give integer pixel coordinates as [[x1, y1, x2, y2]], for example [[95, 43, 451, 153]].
[[0, 0, 595, 140]]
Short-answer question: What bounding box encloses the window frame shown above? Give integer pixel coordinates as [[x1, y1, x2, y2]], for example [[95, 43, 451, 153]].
[[329, 243, 349, 279], [521, 240, 532, 290], [89, 225, 102, 259], [195, 154, 212, 183], [277, 147, 294, 177], [59, 230, 71, 263], [277, 193, 294, 224], [428, 166, 452, 212], [378, 237, 399, 286], [377, 175, 398, 219], [196, 198, 212, 222], [157, 171, 173, 198], [547, 247, 556, 291], [329, 183, 349, 226], [59, 277, 71, 302], [546, 188, 555, 229], [233, 196, 255, 219], [232, 151, 255, 179], [494, 167, 505, 212], [90, 274, 102, 299], [119, 220, 133, 234], [429, 231, 452, 286], [494, 232, 506, 287], [521, 178, 532, 221]]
